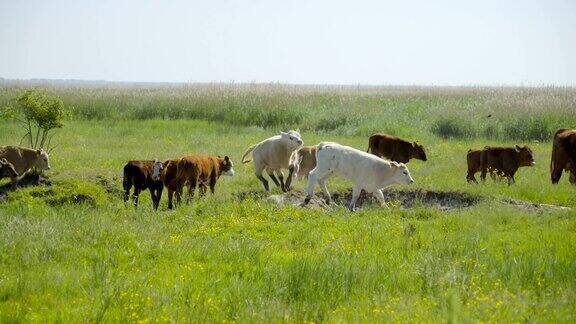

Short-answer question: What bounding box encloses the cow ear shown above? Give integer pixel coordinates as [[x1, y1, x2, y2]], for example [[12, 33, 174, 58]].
[[296, 128, 301, 134], [515, 145, 521, 151], [36, 149, 41, 154], [224, 156, 229, 162]]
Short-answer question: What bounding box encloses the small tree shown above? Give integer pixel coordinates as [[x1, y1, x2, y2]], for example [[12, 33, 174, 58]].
[[1, 90, 65, 151]]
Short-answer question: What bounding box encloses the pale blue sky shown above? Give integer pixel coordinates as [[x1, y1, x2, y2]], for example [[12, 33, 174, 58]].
[[1, 0, 575, 85]]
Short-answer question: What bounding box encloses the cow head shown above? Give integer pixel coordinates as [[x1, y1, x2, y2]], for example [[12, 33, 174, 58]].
[[412, 142, 427, 161], [35, 149, 50, 170], [515, 145, 535, 167], [220, 156, 235, 177], [151, 160, 164, 181], [391, 161, 414, 185], [280, 130, 304, 150], [0, 158, 19, 178]]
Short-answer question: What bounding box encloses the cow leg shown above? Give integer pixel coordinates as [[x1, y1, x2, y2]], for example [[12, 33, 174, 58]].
[[276, 170, 287, 192], [254, 163, 269, 191], [551, 162, 563, 184], [209, 175, 217, 194], [10, 176, 19, 190], [480, 167, 487, 182], [150, 188, 158, 210], [373, 189, 390, 209], [466, 170, 477, 184], [187, 178, 197, 204], [285, 165, 295, 191], [349, 185, 362, 212], [168, 189, 175, 209], [176, 185, 183, 206], [123, 177, 132, 203], [318, 176, 331, 205], [199, 182, 208, 196], [132, 186, 142, 208], [266, 170, 281, 188], [304, 168, 319, 205], [153, 187, 163, 210]]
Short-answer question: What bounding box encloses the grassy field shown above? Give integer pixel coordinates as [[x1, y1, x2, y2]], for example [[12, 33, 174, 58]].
[[0, 84, 575, 322]]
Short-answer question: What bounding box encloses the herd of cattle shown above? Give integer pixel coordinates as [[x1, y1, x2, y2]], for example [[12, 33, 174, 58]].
[[0, 128, 575, 211]]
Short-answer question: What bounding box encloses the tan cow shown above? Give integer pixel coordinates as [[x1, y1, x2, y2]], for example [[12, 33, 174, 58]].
[[289, 145, 317, 181], [0, 146, 50, 187], [551, 128, 576, 184], [242, 130, 303, 192], [0, 158, 19, 181]]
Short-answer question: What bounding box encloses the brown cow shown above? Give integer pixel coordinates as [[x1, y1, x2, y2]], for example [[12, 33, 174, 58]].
[[288, 145, 317, 184], [467, 148, 502, 183], [0, 158, 19, 181], [171, 155, 235, 205], [160, 159, 184, 210], [366, 133, 427, 163], [551, 128, 576, 184], [480, 145, 535, 185], [122, 160, 164, 209]]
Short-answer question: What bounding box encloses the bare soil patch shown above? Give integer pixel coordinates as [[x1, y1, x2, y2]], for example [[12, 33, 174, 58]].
[[240, 188, 571, 212], [0, 172, 51, 202], [259, 188, 482, 211]]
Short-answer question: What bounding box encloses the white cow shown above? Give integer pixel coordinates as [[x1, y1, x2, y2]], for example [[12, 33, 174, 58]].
[[304, 142, 414, 211], [242, 130, 303, 192]]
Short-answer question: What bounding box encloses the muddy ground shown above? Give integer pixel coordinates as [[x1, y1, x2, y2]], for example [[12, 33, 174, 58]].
[[237, 188, 572, 213]]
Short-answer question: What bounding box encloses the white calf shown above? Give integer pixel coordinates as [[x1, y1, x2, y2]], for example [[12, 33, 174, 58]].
[[242, 130, 303, 192], [304, 142, 414, 211]]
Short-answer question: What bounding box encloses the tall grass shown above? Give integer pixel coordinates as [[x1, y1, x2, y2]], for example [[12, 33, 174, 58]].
[[1, 82, 575, 141]]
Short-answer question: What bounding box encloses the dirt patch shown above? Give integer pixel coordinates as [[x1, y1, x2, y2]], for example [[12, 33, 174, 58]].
[[500, 198, 572, 212], [0, 172, 51, 202], [263, 188, 483, 211], [257, 189, 571, 213]]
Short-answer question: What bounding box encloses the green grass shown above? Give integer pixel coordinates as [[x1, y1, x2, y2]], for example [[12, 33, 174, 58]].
[[0, 84, 576, 322]]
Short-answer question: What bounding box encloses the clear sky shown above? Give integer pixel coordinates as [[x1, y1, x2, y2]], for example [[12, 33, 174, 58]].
[[1, 0, 575, 85]]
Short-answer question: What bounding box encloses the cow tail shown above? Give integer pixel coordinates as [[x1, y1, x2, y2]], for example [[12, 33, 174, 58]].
[[241, 144, 256, 164]]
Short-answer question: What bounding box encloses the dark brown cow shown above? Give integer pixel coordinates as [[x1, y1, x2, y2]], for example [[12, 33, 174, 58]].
[[0, 158, 19, 181], [366, 133, 427, 163], [467, 148, 502, 183], [170, 155, 235, 205], [551, 128, 576, 184], [122, 160, 164, 209], [480, 145, 535, 185]]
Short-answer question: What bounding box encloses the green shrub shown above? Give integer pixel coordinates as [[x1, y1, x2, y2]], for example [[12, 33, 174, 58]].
[[431, 116, 477, 139], [502, 117, 555, 142]]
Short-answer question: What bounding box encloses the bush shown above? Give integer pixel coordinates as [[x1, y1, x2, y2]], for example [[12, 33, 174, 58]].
[[315, 115, 358, 132], [431, 116, 477, 139], [502, 117, 554, 142]]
